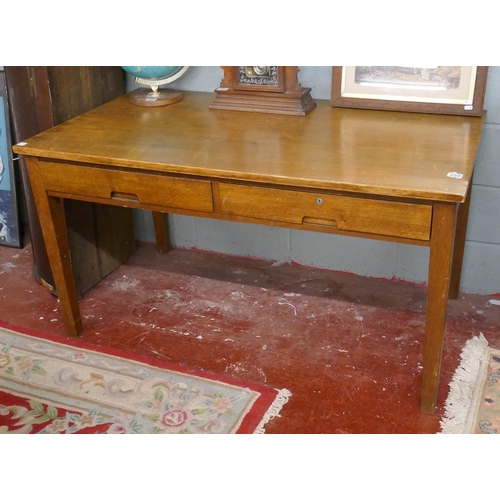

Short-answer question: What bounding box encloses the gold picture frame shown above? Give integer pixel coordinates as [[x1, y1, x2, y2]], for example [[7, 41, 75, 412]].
[[331, 66, 488, 116]]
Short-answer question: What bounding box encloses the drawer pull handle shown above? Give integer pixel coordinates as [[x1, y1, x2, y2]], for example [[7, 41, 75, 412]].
[[316, 197, 323, 205], [303, 217, 338, 228], [111, 191, 139, 202]]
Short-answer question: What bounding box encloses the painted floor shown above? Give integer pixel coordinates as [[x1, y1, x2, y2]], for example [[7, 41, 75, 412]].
[[0, 240, 499, 433]]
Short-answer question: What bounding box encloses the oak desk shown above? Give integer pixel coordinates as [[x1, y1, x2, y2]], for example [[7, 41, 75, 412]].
[[13, 91, 485, 414]]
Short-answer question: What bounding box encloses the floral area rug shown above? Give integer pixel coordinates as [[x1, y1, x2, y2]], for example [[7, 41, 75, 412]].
[[0, 322, 291, 434], [440, 333, 500, 434]]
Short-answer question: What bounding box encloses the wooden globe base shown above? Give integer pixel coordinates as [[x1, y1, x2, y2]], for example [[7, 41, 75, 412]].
[[129, 88, 182, 107]]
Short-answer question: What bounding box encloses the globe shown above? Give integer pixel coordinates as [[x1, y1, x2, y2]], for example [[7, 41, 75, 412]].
[[121, 66, 189, 107]]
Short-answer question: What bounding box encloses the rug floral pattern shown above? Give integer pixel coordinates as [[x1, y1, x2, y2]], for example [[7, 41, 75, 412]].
[[0, 328, 289, 434], [474, 350, 500, 434]]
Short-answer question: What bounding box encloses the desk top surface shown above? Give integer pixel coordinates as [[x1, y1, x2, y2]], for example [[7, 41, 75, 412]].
[[14, 91, 486, 202]]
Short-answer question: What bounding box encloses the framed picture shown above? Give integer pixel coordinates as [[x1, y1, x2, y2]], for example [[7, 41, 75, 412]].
[[0, 70, 22, 247], [331, 66, 488, 116]]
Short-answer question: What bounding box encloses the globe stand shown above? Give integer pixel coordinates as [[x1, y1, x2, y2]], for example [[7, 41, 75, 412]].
[[129, 85, 182, 107], [127, 69, 189, 107]]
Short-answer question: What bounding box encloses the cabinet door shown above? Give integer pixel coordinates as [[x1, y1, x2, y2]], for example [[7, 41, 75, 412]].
[[47, 67, 126, 125], [5, 66, 136, 296]]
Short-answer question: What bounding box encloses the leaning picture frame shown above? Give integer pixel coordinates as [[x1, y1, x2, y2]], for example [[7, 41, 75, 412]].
[[331, 66, 488, 116], [0, 70, 22, 248]]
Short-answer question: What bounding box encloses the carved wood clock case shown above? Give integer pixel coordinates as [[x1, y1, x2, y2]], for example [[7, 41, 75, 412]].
[[210, 66, 316, 116]]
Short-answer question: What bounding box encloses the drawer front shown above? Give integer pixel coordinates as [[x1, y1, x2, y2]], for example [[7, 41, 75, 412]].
[[40, 162, 214, 213], [219, 184, 432, 240]]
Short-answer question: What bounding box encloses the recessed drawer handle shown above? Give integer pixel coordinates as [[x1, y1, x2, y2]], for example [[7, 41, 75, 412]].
[[302, 216, 338, 228], [111, 191, 140, 202]]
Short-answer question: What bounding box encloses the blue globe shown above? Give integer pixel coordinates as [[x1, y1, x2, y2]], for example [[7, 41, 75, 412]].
[[121, 66, 186, 81]]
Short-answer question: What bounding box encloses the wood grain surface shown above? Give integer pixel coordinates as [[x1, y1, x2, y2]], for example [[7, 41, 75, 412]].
[[13, 91, 485, 202]]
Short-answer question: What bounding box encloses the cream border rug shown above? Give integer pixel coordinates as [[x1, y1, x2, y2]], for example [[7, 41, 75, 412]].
[[440, 333, 500, 434], [0, 323, 291, 434]]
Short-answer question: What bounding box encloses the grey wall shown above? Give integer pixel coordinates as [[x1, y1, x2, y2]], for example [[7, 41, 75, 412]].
[[127, 67, 500, 296]]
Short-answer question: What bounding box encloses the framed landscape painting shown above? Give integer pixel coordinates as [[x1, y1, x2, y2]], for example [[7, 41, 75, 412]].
[[0, 70, 21, 247], [331, 66, 488, 116]]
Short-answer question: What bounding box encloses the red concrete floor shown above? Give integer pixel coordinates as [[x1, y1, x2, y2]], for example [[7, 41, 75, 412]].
[[1, 239, 499, 433]]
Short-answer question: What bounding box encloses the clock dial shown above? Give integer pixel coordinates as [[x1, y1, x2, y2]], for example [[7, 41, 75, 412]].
[[238, 66, 280, 87]]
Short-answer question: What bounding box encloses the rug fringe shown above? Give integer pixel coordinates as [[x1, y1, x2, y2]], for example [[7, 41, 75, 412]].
[[254, 389, 292, 434], [439, 333, 489, 434]]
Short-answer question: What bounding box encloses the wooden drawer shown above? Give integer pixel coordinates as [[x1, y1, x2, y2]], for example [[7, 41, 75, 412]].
[[40, 161, 214, 213], [219, 184, 432, 240]]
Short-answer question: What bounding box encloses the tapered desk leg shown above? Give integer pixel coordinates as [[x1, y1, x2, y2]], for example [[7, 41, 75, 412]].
[[449, 184, 472, 300], [25, 158, 82, 336], [152, 211, 170, 254], [421, 203, 457, 414]]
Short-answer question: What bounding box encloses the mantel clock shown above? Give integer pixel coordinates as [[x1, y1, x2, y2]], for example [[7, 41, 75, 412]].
[[210, 66, 316, 116]]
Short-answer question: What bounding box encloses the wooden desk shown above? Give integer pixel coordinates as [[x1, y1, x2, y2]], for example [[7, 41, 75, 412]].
[[13, 91, 485, 414]]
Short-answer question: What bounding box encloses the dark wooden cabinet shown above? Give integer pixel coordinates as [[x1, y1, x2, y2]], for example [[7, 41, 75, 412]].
[[5, 66, 136, 297]]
